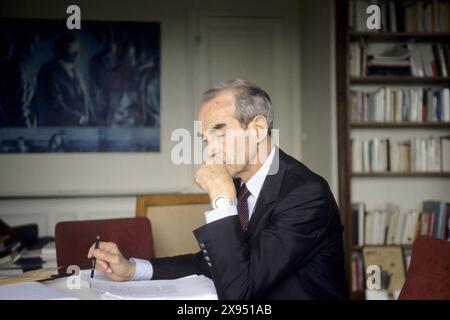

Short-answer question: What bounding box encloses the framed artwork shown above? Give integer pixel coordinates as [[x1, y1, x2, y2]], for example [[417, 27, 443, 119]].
[[0, 18, 160, 152]]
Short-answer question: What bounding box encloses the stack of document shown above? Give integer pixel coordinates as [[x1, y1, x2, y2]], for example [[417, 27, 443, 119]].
[[82, 270, 218, 300], [0, 241, 57, 276]]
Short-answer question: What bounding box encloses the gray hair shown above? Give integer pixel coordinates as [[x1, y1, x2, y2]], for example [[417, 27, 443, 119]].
[[202, 79, 274, 135]]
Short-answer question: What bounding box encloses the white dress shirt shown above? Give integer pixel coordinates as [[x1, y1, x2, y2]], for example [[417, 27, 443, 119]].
[[130, 147, 276, 280]]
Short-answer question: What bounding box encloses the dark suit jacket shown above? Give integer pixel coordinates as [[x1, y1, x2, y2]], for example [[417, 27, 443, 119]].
[[150, 148, 348, 300]]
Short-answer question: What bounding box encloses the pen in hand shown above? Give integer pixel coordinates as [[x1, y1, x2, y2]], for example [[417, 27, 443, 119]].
[[91, 235, 100, 279]]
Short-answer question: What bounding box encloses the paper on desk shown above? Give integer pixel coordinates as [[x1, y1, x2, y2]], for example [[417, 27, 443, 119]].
[[81, 270, 217, 300], [0, 281, 78, 300]]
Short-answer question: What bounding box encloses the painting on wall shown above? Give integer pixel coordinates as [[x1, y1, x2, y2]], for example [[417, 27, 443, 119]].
[[0, 18, 160, 152]]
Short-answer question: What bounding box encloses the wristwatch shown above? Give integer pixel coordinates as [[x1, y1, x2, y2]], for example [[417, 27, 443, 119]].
[[211, 196, 238, 209]]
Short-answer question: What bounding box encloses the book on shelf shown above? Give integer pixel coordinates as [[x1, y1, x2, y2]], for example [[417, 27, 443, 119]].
[[350, 42, 450, 78], [350, 87, 450, 123], [350, 42, 363, 77], [423, 201, 450, 239], [352, 135, 450, 173], [349, 0, 450, 33], [351, 201, 450, 247], [351, 251, 365, 292], [352, 203, 366, 246], [442, 136, 450, 171], [408, 43, 450, 77]]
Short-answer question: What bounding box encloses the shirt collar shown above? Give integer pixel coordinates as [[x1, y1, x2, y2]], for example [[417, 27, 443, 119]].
[[242, 146, 276, 199]]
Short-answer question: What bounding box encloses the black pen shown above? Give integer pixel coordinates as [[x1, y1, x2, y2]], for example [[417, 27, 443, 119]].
[[91, 235, 100, 279]]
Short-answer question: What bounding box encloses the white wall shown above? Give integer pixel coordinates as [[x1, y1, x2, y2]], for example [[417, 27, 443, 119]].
[[0, 196, 136, 237], [1, 0, 336, 236], [300, 0, 338, 197]]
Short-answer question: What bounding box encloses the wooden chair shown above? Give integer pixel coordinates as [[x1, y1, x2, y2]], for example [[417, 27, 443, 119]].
[[136, 194, 210, 258]]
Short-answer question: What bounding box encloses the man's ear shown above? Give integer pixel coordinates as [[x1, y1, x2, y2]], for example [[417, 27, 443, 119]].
[[253, 116, 269, 143]]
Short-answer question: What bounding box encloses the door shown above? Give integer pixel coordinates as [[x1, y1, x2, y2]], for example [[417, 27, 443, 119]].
[[190, 16, 299, 156]]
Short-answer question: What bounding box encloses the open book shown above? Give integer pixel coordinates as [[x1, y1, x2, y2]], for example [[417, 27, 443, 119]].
[[81, 270, 218, 300]]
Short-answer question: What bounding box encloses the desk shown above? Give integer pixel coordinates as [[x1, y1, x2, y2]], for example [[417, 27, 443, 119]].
[[42, 276, 100, 300]]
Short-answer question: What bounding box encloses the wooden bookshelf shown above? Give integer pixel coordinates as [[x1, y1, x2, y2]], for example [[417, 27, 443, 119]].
[[350, 76, 450, 84], [352, 172, 450, 178], [353, 244, 412, 251], [351, 291, 365, 300], [336, 0, 450, 300], [349, 31, 450, 41], [351, 122, 450, 128]]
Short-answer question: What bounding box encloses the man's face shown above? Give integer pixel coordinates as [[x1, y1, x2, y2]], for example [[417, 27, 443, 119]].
[[199, 91, 258, 177]]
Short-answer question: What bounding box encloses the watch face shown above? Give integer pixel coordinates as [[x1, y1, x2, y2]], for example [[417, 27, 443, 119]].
[[215, 197, 228, 209]]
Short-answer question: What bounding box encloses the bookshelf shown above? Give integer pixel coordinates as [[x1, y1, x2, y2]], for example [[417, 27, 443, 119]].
[[336, 0, 450, 299], [350, 76, 450, 84], [352, 172, 450, 177], [349, 31, 450, 40], [353, 244, 412, 250], [351, 122, 450, 128]]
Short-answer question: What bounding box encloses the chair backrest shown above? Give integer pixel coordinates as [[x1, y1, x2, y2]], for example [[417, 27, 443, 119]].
[[136, 193, 210, 258], [398, 235, 450, 300], [55, 217, 154, 275]]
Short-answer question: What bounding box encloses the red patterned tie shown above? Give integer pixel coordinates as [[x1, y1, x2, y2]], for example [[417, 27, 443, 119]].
[[237, 183, 251, 232]]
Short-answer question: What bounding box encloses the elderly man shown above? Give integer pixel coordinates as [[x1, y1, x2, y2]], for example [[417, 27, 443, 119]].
[[88, 79, 348, 300]]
